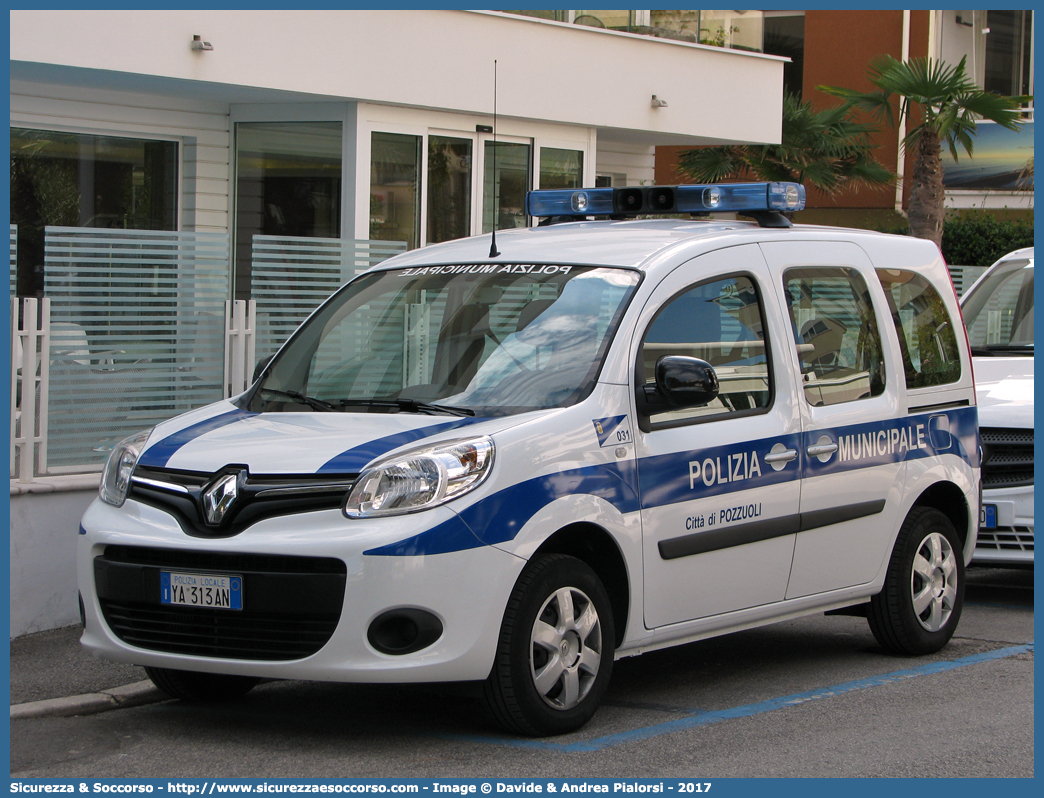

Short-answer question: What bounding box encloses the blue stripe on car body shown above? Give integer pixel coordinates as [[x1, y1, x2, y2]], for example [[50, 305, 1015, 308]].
[[318, 417, 489, 473], [137, 409, 258, 468], [365, 407, 978, 557], [364, 460, 641, 556]]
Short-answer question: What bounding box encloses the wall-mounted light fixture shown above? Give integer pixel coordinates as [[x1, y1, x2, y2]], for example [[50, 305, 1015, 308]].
[[191, 35, 213, 51], [651, 95, 668, 108]]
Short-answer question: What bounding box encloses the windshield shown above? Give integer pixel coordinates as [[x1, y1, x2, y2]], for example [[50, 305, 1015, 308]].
[[962, 259, 1033, 354], [246, 264, 640, 416]]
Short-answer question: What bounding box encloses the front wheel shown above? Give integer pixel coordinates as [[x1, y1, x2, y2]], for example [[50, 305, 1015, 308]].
[[145, 667, 260, 703], [868, 507, 965, 655], [484, 554, 615, 736]]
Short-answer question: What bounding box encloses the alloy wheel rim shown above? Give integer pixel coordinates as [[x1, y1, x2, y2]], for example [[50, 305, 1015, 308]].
[[910, 531, 958, 632], [529, 586, 602, 710]]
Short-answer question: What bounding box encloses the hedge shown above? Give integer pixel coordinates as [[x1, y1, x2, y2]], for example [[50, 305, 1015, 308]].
[[941, 212, 1035, 266], [880, 212, 1034, 266]]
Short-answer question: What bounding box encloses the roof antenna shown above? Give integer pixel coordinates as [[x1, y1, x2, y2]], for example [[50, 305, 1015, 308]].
[[488, 59, 501, 258]]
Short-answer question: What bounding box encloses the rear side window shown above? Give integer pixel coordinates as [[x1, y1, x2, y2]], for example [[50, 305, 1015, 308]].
[[877, 269, 962, 389], [783, 267, 885, 407]]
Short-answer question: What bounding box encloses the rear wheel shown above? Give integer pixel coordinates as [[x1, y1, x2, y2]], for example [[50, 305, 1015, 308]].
[[484, 554, 614, 736], [868, 507, 965, 655], [145, 667, 260, 703]]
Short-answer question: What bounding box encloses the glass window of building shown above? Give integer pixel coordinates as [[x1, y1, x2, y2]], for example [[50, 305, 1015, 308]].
[[648, 10, 702, 42], [370, 132, 421, 251], [763, 12, 805, 98], [9, 128, 178, 297], [483, 141, 532, 233], [539, 148, 583, 191], [234, 121, 342, 299], [985, 10, 1034, 99], [498, 10, 569, 23], [693, 10, 764, 50], [572, 10, 637, 30], [427, 135, 472, 245]]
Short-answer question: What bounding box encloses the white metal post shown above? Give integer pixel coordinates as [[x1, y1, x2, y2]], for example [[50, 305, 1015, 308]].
[[224, 299, 257, 398], [223, 299, 233, 399], [13, 297, 49, 482], [245, 299, 256, 388], [10, 297, 20, 477], [36, 297, 50, 476]]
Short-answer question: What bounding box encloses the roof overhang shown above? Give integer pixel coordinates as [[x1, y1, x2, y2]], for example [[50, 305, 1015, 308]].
[[11, 9, 786, 147]]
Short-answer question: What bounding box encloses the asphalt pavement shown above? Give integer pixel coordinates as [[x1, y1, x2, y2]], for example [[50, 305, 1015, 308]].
[[9, 566, 1033, 721]]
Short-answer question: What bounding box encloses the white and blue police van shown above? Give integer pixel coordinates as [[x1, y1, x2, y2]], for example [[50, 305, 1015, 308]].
[[79, 182, 980, 736]]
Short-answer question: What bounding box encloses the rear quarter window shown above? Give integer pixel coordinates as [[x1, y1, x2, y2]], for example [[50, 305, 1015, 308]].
[[876, 269, 962, 389]]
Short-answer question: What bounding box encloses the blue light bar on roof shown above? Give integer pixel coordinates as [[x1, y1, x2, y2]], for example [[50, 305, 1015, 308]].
[[526, 188, 616, 217], [525, 181, 806, 218]]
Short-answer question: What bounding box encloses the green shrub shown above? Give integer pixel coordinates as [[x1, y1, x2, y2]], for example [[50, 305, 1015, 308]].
[[872, 212, 1034, 266], [940, 212, 1034, 266]]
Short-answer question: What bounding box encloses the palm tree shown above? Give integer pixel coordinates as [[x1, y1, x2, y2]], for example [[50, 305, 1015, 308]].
[[676, 92, 895, 198], [820, 55, 1031, 247]]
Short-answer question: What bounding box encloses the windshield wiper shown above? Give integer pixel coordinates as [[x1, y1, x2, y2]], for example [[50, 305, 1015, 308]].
[[259, 388, 338, 412], [338, 398, 475, 417], [971, 344, 1033, 356]]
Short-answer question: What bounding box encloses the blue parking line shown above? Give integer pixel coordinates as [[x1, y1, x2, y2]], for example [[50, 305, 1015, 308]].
[[451, 643, 1033, 752]]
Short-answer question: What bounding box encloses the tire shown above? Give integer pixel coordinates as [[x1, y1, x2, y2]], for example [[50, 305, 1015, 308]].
[[868, 507, 965, 655], [484, 554, 615, 736], [145, 667, 260, 703]]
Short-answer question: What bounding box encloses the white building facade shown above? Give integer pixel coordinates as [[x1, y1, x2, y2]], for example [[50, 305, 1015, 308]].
[[9, 9, 786, 636]]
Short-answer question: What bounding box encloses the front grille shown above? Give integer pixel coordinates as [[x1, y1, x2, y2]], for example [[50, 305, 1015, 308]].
[[95, 546, 347, 661], [976, 526, 1034, 553], [129, 465, 356, 538], [980, 427, 1033, 489]]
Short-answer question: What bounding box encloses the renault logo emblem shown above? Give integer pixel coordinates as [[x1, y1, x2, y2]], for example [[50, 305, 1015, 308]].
[[202, 473, 239, 525]]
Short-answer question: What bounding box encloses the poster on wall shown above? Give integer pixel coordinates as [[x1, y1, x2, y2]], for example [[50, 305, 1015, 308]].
[[941, 120, 1034, 190]]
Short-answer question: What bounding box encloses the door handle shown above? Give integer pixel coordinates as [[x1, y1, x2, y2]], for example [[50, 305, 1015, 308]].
[[806, 442, 838, 457], [763, 448, 798, 464]]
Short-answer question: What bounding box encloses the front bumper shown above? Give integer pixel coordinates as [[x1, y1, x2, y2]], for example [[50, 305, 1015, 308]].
[[78, 497, 526, 682], [972, 484, 1034, 566]]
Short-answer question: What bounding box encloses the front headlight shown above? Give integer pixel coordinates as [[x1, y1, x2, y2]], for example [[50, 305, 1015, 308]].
[[344, 436, 495, 518], [99, 429, 153, 507]]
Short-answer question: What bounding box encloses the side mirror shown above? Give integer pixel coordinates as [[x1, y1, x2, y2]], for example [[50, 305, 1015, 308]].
[[653, 355, 719, 409], [252, 354, 274, 384]]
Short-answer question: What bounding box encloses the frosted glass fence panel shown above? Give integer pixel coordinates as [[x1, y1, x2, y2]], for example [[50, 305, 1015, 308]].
[[251, 236, 406, 361], [43, 228, 229, 472], [948, 265, 989, 297]]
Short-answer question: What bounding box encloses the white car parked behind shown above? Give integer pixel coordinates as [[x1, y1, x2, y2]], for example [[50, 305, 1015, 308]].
[[961, 247, 1034, 566]]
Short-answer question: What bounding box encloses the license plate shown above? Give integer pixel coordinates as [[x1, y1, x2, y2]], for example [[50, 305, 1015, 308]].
[[980, 504, 997, 529], [161, 571, 242, 610]]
